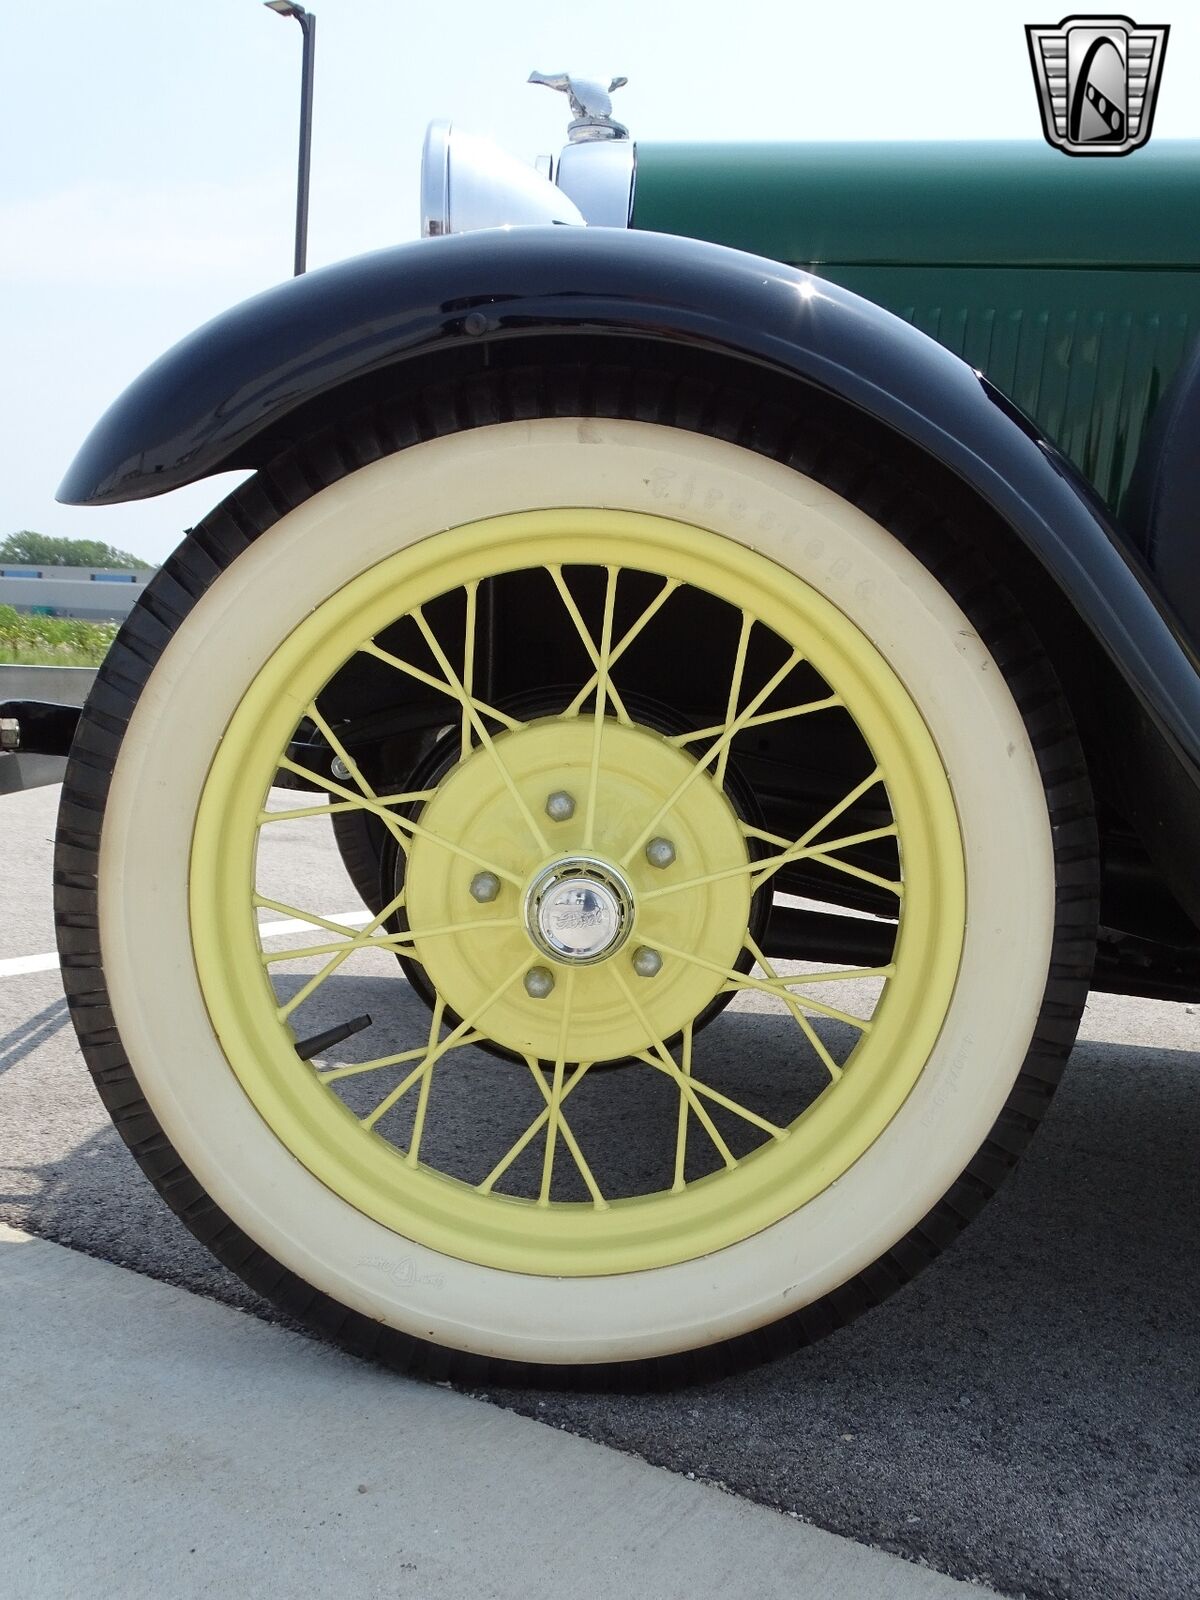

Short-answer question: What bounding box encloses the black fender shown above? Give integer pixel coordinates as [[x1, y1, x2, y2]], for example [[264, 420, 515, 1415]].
[[59, 226, 1200, 794]]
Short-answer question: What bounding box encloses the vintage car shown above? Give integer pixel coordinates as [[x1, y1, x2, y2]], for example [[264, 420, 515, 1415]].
[[11, 74, 1199, 1386]]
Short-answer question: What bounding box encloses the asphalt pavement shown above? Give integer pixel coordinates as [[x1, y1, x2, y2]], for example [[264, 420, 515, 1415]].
[[2, 781, 1198, 1600]]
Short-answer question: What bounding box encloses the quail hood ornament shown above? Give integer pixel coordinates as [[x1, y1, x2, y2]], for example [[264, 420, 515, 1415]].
[[529, 70, 629, 141]]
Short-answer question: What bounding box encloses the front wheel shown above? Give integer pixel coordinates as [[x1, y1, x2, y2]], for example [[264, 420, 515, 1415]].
[[57, 373, 1096, 1385]]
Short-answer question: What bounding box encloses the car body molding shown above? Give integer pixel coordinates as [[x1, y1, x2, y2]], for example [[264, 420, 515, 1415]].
[[58, 226, 1200, 779]]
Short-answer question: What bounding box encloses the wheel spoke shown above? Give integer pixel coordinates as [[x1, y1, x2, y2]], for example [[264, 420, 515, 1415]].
[[649, 936, 873, 1034], [740, 820, 792, 849], [585, 568, 619, 848], [744, 932, 847, 1085], [274, 881, 409, 1022], [360, 639, 523, 731], [278, 758, 522, 887], [258, 789, 437, 826], [550, 564, 631, 726], [669, 693, 842, 747], [639, 770, 892, 904], [317, 1029, 486, 1083], [719, 974, 868, 1031], [255, 895, 373, 941], [307, 704, 377, 804], [753, 962, 896, 986], [560, 576, 680, 718], [405, 997, 444, 1167], [360, 954, 534, 1132], [804, 850, 905, 897], [413, 606, 550, 856], [611, 966, 737, 1169], [635, 1045, 788, 1140], [539, 968, 576, 1204], [461, 580, 477, 762], [748, 823, 899, 895], [357, 1049, 446, 1129], [716, 612, 753, 789], [620, 648, 804, 866], [672, 1021, 694, 1191], [261, 916, 519, 966], [476, 1057, 594, 1195], [385, 807, 523, 883], [277, 757, 413, 859], [522, 1052, 608, 1207]]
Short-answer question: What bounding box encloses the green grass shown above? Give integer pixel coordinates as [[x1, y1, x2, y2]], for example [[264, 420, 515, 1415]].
[[0, 604, 117, 667]]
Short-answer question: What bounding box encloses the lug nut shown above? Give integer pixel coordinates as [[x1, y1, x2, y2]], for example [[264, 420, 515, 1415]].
[[645, 836, 676, 870], [632, 946, 663, 979], [330, 756, 350, 780], [545, 790, 576, 822], [469, 871, 501, 904], [525, 966, 556, 999]]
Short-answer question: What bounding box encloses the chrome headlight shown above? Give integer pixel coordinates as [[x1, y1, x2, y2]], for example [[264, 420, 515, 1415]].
[[420, 122, 585, 237], [421, 73, 636, 239]]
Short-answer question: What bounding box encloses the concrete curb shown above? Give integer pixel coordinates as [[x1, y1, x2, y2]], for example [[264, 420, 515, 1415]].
[[0, 1225, 994, 1600]]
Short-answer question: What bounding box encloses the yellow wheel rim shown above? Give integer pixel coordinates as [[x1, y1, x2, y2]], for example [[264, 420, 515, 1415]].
[[190, 509, 965, 1276]]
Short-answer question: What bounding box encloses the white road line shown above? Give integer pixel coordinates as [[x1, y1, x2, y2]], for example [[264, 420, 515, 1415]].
[[0, 951, 62, 978], [0, 910, 372, 980]]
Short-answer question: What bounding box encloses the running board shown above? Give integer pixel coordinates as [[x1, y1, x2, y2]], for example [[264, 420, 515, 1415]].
[[0, 701, 82, 758]]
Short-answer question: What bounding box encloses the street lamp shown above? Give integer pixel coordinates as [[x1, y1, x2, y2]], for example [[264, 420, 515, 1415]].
[[264, 1, 316, 276]]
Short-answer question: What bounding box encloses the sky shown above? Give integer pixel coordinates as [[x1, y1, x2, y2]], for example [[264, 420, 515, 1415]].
[[3, 0, 1198, 563]]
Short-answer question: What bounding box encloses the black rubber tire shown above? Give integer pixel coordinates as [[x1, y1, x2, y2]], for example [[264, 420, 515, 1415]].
[[54, 363, 1099, 1390], [331, 807, 387, 918]]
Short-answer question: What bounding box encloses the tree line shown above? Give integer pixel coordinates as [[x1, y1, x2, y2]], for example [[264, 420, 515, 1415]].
[[1, 531, 150, 570]]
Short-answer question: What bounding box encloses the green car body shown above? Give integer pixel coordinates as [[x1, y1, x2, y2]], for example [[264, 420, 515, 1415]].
[[634, 139, 1200, 514]]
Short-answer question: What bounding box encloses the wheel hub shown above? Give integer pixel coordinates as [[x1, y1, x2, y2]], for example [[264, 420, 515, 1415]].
[[525, 856, 634, 966], [402, 716, 755, 1062]]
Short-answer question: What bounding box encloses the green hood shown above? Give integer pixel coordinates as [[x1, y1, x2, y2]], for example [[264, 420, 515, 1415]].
[[631, 140, 1200, 511], [631, 140, 1200, 269]]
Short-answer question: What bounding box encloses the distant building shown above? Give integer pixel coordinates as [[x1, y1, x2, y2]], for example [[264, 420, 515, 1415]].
[[0, 564, 154, 622]]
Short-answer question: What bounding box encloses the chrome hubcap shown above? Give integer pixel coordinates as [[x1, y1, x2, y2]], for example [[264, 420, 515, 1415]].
[[524, 856, 635, 966]]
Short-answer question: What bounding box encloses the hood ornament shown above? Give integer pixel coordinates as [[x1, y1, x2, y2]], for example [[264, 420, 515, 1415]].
[[528, 71, 629, 142]]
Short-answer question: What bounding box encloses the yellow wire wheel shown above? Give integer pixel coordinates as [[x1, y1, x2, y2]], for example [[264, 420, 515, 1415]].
[[190, 509, 965, 1277]]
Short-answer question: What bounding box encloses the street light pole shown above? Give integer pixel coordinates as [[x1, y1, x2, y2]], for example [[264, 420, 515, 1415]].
[[264, 1, 316, 276]]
